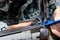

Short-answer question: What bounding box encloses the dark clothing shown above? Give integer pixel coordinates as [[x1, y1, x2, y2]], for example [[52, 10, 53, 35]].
[[8, 0, 27, 20]]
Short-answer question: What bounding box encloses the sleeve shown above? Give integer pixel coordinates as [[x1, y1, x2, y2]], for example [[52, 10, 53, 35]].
[[0, 22, 8, 31]]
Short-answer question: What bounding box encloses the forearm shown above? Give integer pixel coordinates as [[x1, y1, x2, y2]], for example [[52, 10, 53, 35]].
[[6, 21, 33, 30]]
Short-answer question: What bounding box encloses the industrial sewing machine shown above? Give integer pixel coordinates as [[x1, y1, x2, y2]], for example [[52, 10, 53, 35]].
[[0, 0, 57, 40]]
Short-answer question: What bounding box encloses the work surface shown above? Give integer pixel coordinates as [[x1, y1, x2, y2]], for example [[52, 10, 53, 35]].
[[0, 25, 54, 40], [0, 30, 54, 40]]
